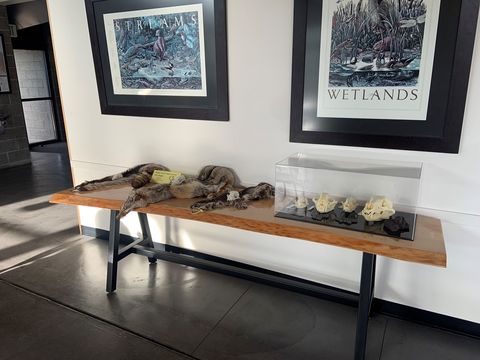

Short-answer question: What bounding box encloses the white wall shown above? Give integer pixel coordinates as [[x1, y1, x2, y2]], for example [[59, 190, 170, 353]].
[[47, 0, 480, 323]]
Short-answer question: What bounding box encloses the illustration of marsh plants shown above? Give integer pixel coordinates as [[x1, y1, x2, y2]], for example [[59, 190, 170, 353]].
[[329, 0, 427, 87]]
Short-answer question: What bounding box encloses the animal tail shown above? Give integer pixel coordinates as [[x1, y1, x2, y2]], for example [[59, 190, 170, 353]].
[[131, 172, 152, 189], [73, 164, 150, 192], [74, 177, 132, 192], [74, 163, 169, 192], [118, 164, 150, 179]]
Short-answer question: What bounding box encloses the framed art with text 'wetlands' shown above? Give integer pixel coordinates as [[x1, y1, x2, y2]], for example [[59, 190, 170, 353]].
[[85, 0, 229, 121], [290, 0, 479, 153]]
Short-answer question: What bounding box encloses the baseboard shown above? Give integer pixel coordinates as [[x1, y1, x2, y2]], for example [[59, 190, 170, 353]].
[[82, 225, 480, 339], [372, 301, 480, 339]]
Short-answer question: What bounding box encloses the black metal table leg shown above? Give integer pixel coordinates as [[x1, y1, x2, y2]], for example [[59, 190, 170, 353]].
[[369, 255, 377, 317], [106, 210, 120, 293], [138, 213, 157, 264], [354, 253, 377, 360]]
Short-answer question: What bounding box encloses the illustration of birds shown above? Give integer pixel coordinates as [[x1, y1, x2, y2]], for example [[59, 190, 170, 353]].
[[376, 53, 386, 66], [386, 56, 416, 69], [392, 57, 416, 69], [162, 62, 175, 76], [163, 62, 174, 71]]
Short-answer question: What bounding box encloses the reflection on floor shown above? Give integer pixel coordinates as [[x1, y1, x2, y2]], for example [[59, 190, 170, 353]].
[[0, 143, 479, 360], [0, 143, 76, 271], [0, 142, 71, 206]]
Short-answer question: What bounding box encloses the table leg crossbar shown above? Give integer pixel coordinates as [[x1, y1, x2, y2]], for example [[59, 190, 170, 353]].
[[107, 211, 157, 292], [104, 210, 377, 360]]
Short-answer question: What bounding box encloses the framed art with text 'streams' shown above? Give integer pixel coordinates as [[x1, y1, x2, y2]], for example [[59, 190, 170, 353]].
[[85, 0, 229, 121], [290, 0, 479, 153]]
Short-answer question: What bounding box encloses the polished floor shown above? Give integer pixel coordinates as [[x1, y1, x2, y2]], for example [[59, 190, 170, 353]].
[[1, 144, 479, 360]]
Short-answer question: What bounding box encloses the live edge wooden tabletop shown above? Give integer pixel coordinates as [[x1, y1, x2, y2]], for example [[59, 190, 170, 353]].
[[50, 186, 446, 268]]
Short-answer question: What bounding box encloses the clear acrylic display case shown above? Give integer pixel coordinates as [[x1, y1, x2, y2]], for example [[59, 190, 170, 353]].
[[275, 153, 423, 240]]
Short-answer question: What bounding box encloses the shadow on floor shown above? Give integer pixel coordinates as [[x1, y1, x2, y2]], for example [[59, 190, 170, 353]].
[[1, 238, 386, 360], [0, 142, 78, 270]]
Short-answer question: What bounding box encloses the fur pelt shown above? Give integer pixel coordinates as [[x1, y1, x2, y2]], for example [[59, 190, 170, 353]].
[[74, 163, 243, 218], [119, 183, 172, 218], [169, 165, 237, 199], [74, 163, 169, 192], [118, 166, 239, 217], [190, 183, 275, 213]]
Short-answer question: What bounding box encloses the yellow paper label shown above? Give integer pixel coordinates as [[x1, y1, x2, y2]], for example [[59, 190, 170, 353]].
[[151, 170, 182, 185]]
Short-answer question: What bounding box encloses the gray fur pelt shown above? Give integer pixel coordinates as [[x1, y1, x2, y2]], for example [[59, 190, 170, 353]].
[[190, 183, 275, 213], [74, 163, 169, 192], [118, 165, 240, 217], [119, 183, 173, 218], [74, 163, 244, 218]]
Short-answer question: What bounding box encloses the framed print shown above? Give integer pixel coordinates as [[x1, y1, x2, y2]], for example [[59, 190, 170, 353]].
[[85, 0, 228, 120], [0, 35, 11, 94], [290, 0, 479, 153]]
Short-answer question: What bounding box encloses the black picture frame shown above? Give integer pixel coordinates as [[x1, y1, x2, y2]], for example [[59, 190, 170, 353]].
[[0, 34, 11, 94], [85, 0, 229, 121], [290, 0, 479, 153]]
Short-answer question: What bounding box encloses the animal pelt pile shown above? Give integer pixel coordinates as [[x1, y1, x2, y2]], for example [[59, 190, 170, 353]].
[[191, 183, 275, 213], [74, 163, 274, 218]]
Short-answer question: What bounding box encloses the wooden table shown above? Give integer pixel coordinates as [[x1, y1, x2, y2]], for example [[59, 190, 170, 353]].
[[51, 187, 446, 360]]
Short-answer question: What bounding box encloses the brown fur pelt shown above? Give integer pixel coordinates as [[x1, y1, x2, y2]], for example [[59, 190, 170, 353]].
[[119, 183, 172, 218], [117, 165, 239, 218], [190, 183, 275, 213], [74, 163, 265, 219], [169, 165, 237, 199], [74, 163, 169, 192], [197, 165, 239, 189]]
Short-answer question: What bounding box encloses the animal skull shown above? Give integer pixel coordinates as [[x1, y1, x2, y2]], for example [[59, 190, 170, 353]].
[[294, 196, 308, 209], [313, 193, 337, 214], [341, 197, 358, 213], [361, 197, 395, 222]]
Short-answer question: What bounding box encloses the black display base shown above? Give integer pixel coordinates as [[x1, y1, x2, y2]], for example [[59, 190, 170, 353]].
[[276, 202, 416, 241]]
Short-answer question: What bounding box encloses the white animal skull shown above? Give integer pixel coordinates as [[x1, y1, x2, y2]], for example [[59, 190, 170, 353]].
[[313, 193, 337, 213], [341, 197, 358, 213], [361, 197, 395, 222]]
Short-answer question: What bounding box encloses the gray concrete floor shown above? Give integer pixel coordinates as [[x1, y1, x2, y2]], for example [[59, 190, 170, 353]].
[[0, 143, 479, 360]]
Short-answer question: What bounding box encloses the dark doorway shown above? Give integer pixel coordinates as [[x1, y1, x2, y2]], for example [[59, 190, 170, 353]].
[[11, 23, 65, 146]]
